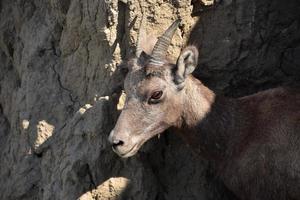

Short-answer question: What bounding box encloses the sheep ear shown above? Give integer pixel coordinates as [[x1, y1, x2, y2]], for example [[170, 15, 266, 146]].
[[174, 46, 199, 89], [137, 51, 152, 67]]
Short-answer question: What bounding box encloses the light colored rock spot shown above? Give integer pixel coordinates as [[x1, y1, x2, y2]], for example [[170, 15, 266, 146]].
[[78, 177, 130, 200], [94, 95, 110, 102], [79, 104, 93, 115], [201, 0, 214, 6], [22, 119, 30, 130], [34, 120, 55, 150], [117, 91, 126, 110]]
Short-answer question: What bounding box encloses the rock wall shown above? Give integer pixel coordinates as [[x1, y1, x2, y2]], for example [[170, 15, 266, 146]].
[[0, 0, 299, 200], [190, 0, 300, 97]]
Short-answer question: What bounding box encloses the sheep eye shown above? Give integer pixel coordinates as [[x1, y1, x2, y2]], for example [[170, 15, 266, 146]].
[[151, 91, 163, 100], [148, 91, 163, 104]]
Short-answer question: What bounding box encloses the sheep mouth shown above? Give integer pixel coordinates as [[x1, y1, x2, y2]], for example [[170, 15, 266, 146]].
[[112, 142, 143, 158], [111, 124, 169, 158]]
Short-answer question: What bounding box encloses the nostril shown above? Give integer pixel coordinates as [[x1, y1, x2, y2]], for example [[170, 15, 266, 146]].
[[112, 139, 124, 147]]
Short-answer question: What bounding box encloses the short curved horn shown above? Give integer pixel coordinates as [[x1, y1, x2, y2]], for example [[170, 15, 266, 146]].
[[150, 19, 181, 65]]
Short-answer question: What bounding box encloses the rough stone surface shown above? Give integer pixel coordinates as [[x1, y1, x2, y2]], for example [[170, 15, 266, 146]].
[[190, 0, 300, 97], [0, 0, 299, 200]]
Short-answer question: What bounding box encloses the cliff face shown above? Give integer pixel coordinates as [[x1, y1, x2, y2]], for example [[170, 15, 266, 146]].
[[0, 0, 299, 200], [190, 0, 300, 97]]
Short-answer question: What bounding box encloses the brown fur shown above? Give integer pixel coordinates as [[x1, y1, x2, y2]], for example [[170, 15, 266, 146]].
[[175, 77, 300, 200], [109, 41, 300, 199]]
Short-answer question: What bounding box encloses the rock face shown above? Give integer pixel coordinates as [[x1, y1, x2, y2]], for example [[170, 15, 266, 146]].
[[0, 0, 299, 200], [190, 0, 300, 97]]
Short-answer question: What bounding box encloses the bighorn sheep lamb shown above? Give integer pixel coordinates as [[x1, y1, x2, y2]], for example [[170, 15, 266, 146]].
[[108, 20, 300, 200]]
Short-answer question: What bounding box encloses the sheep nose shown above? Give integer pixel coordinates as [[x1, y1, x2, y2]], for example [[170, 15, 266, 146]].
[[112, 139, 124, 147], [108, 130, 125, 147]]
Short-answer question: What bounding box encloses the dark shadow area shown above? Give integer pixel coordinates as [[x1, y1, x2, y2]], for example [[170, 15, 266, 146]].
[[189, 0, 300, 97], [136, 131, 240, 200]]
